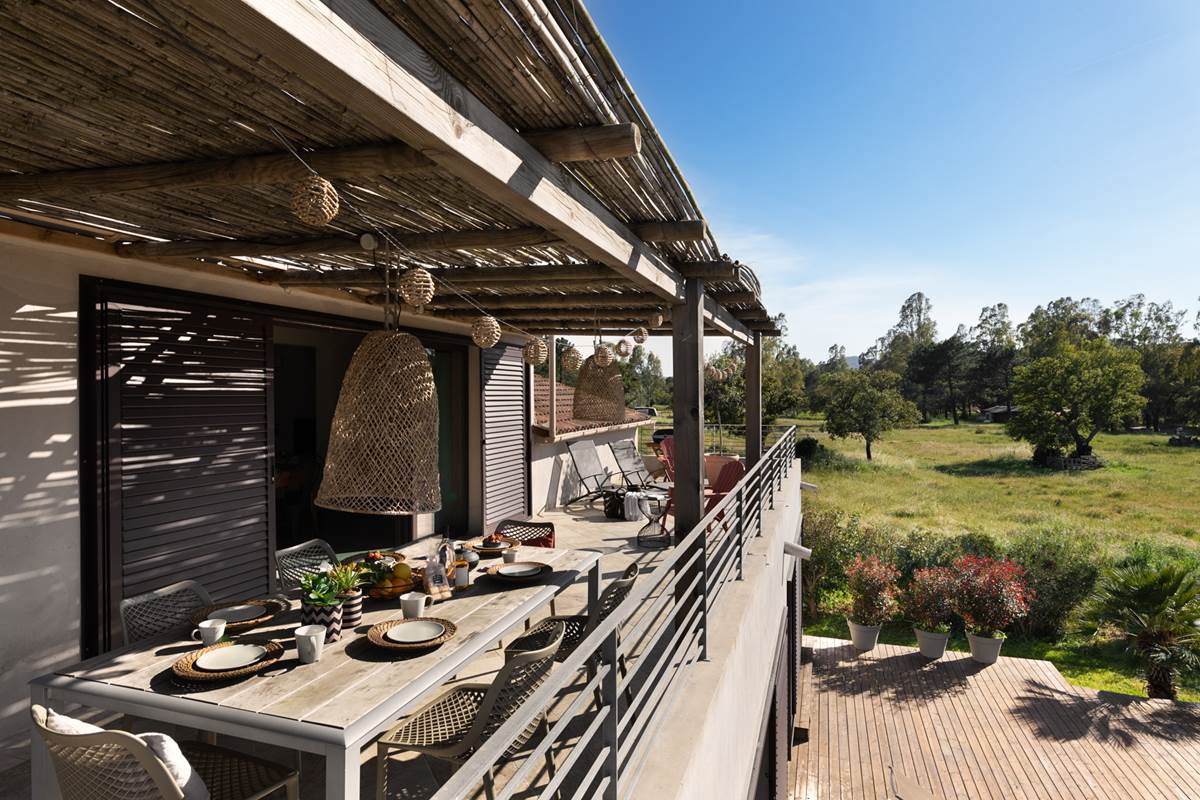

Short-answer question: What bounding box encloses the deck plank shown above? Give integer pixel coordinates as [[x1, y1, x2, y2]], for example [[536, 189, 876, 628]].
[[798, 636, 1200, 799]]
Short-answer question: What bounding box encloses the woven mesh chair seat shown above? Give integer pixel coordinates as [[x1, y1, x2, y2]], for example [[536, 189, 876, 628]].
[[119, 580, 212, 645], [494, 518, 555, 548], [382, 686, 486, 752], [180, 741, 295, 800], [274, 538, 338, 591], [46, 740, 163, 800]]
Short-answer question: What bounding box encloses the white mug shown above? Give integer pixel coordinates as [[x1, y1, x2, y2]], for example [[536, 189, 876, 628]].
[[400, 591, 433, 619], [192, 619, 226, 646], [502, 549, 519, 564], [294, 624, 327, 664]]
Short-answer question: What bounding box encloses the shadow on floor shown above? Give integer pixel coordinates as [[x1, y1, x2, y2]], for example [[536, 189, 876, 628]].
[[1012, 678, 1200, 747]]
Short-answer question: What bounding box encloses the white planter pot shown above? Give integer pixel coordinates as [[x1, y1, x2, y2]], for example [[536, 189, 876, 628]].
[[847, 619, 881, 651], [967, 632, 1004, 664], [914, 628, 949, 660]]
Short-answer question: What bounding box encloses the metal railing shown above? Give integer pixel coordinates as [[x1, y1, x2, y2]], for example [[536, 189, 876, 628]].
[[431, 427, 798, 800]]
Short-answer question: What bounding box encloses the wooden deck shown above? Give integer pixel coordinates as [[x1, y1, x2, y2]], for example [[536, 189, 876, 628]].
[[794, 636, 1200, 800]]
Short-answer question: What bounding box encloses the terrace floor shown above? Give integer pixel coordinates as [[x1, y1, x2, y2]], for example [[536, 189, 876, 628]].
[[793, 636, 1200, 800]]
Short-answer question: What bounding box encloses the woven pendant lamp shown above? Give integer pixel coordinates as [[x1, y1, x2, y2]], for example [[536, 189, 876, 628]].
[[523, 337, 548, 366], [647, 310, 664, 329], [472, 315, 502, 348], [706, 364, 721, 381], [562, 346, 583, 372], [290, 175, 339, 226], [614, 338, 633, 358], [593, 342, 614, 367], [573, 355, 625, 423], [632, 327, 649, 344], [316, 331, 441, 515], [398, 267, 435, 309]]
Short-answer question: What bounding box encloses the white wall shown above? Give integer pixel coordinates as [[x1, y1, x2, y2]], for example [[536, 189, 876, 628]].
[[0, 226, 485, 741], [529, 428, 641, 513]]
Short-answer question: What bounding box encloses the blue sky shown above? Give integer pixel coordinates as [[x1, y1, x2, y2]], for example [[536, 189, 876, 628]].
[[583, 0, 1200, 364]]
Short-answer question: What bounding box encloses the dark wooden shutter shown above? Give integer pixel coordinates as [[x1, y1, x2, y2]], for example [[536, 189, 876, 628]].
[[481, 344, 529, 531], [88, 283, 274, 648]]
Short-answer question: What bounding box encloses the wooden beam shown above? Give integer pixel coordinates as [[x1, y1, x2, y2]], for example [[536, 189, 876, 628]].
[[677, 261, 738, 281], [710, 290, 758, 306], [0, 143, 429, 198], [672, 277, 706, 537], [119, 227, 558, 259], [264, 263, 624, 287], [202, 0, 681, 302], [629, 220, 707, 243], [425, 292, 662, 310], [525, 123, 642, 162], [435, 309, 654, 322]]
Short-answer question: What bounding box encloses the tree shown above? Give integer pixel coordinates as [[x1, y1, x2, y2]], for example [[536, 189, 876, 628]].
[[932, 327, 973, 424], [807, 345, 849, 411], [970, 303, 1017, 411], [820, 370, 919, 460], [1018, 297, 1103, 357], [618, 345, 666, 408], [1079, 564, 1200, 700], [1007, 338, 1145, 460], [1102, 295, 1188, 431]]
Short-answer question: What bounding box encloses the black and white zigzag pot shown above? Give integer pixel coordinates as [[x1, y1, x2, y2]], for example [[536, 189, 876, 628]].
[[338, 590, 363, 629], [301, 602, 343, 642]]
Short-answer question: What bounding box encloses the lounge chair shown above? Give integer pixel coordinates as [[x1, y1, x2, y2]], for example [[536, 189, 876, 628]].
[[564, 439, 621, 509], [609, 440, 663, 489]]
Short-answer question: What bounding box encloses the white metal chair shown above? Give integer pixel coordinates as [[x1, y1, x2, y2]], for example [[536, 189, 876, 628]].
[[30, 704, 298, 800], [376, 621, 566, 800], [119, 580, 213, 646], [273, 538, 338, 591]]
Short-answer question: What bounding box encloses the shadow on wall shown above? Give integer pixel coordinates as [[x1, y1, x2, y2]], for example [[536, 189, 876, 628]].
[[0, 296, 82, 739]]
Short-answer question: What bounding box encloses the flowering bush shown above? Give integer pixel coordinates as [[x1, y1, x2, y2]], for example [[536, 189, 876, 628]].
[[953, 555, 1032, 637], [905, 566, 958, 633], [845, 555, 899, 626]]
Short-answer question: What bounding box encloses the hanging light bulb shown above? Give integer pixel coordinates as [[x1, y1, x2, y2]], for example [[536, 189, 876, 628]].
[[614, 337, 633, 358], [632, 327, 649, 344], [562, 346, 583, 372], [523, 337, 548, 366], [471, 315, 502, 348], [594, 342, 614, 367], [316, 331, 441, 514], [398, 267, 435, 309]]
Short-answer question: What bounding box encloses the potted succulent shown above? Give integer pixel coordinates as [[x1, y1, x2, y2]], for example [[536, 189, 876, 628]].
[[299, 572, 344, 642], [326, 563, 370, 629], [953, 555, 1031, 664], [845, 555, 899, 651], [905, 566, 957, 659]]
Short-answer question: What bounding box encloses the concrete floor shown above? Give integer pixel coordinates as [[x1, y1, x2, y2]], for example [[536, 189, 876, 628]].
[[3, 506, 669, 799]]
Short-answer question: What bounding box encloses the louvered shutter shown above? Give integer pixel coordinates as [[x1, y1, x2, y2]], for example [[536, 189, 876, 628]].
[[481, 344, 529, 530], [101, 290, 273, 639]]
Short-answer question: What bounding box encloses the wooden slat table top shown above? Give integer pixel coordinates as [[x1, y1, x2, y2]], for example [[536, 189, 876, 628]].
[[54, 545, 598, 733], [796, 636, 1200, 800]]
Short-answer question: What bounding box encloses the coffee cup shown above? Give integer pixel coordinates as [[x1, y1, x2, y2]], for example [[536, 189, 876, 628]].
[[192, 618, 226, 646], [294, 624, 326, 664], [400, 591, 433, 619], [502, 549, 519, 564]]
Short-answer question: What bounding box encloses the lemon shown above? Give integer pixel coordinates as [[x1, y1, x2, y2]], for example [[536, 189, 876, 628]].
[[392, 563, 412, 580]]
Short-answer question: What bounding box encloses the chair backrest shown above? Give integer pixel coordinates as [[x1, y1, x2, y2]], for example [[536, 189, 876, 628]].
[[119, 580, 213, 646], [589, 562, 640, 631], [566, 439, 609, 492], [494, 518, 555, 548], [609, 440, 653, 486], [475, 621, 565, 739], [660, 436, 676, 480], [30, 705, 184, 800], [704, 454, 737, 487], [711, 459, 746, 495], [274, 538, 339, 591]]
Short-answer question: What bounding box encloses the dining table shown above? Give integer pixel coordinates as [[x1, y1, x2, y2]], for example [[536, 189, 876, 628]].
[[30, 542, 601, 800]]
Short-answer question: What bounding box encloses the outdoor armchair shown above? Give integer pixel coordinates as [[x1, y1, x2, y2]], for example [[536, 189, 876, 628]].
[[494, 518, 555, 548], [119, 580, 213, 646], [273, 537, 338, 591]]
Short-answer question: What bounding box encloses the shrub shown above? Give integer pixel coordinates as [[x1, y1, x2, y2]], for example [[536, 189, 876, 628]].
[[801, 507, 895, 615], [795, 436, 820, 461], [905, 566, 958, 633], [1005, 529, 1100, 638], [845, 555, 899, 626], [954, 555, 1032, 637], [893, 529, 1000, 584]]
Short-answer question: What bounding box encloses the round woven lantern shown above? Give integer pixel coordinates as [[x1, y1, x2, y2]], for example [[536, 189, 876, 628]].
[[472, 315, 502, 348], [632, 327, 649, 344], [398, 267, 435, 309], [573, 355, 625, 424], [561, 346, 583, 372], [290, 175, 339, 226], [706, 365, 721, 381], [647, 310, 664, 329], [593, 342, 614, 367], [523, 337, 548, 366], [614, 338, 633, 358], [316, 331, 441, 515]]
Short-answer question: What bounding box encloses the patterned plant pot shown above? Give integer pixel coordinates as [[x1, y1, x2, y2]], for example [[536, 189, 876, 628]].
[[338, 590, 363, 630], [847, 619, 881, 651], [301, 602, 343, 643], [967, 633, 1004, 665], [914, 628, 949, 660]]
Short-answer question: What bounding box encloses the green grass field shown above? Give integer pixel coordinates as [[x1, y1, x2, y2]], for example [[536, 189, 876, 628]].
[[794, 417, 1200, 553], [795, 416, 1200, 701]]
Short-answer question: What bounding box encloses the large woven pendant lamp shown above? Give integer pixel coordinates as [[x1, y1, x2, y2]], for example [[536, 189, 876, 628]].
[[573, 354, 625, 423], [315, 253, 441, 515]]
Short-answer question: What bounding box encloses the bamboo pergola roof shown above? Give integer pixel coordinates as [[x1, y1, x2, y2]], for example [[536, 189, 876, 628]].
[[0, 0, 778, 337]]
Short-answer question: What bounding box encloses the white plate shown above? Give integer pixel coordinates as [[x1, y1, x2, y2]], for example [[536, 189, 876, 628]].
[[208, 604, 266, 624], [385, 620, 446, 644], [476, 540, 510, 551], [497, 563, 543, 578], [195, 644, 268, 672]]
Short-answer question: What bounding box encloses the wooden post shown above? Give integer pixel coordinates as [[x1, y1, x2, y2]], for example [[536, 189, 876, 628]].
[[746, 331, 763, 467], [672, 278, 705, 539], [546, 336, 557, 439]]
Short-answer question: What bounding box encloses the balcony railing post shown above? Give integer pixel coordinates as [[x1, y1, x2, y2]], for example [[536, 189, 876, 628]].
[[601, 628, 620, 800], [699, 525, 710, 661], [735, 486, 745, 580], [768, 449, 777, 510]]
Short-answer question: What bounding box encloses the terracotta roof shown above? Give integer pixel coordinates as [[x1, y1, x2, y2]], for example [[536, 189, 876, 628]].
[[533, 376, 652, 436]]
